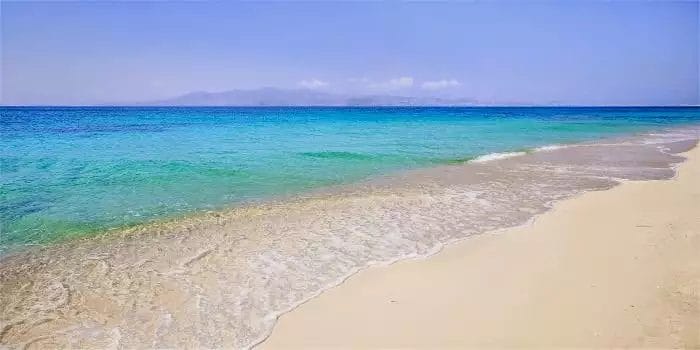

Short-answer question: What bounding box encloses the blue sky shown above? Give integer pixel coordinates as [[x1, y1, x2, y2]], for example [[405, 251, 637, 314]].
[[1, 1, 698, 105]]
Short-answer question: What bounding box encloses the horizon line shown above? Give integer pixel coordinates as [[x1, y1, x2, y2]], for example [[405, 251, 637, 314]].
[[1, 105, 699, 108]]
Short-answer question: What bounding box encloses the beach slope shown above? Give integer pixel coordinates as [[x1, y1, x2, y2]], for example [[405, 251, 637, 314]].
[[262, 146, 700, 349]]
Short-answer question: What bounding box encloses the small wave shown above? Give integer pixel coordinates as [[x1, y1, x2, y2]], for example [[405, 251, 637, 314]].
[[534, 144, 568, 152], [469, 151, 527, 163], [447, 145, 565, 164]]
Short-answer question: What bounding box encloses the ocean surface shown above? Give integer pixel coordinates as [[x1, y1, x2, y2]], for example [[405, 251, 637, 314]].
[[1, 106, 699, 252]]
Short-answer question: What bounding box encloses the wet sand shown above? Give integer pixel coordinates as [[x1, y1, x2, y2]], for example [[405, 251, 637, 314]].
[[262, 144, 700, 349]]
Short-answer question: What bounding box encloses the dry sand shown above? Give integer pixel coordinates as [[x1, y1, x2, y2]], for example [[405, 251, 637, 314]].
[[261, 146, 700, 349]]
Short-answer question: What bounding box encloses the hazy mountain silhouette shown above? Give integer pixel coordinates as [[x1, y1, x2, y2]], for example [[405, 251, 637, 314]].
[[138, 88, 479, 106]]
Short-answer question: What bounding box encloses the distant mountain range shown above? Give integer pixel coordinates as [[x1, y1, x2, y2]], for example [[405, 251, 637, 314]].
[[136, 88, 480, 106]]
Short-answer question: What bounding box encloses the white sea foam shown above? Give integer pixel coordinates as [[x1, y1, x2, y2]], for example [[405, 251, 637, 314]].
[[470, 151, 527, 163], [534, 144, 568, 152]]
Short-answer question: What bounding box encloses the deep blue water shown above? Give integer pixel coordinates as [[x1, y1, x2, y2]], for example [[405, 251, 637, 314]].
[[1, 106, 699, 249]]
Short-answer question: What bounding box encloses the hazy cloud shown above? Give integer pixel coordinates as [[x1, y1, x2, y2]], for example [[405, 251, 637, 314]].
[[298, 79, 329, 89], [421, 79, 461, 90]]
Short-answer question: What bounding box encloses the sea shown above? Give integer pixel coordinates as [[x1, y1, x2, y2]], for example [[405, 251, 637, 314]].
[[2, 106, 698, 251]]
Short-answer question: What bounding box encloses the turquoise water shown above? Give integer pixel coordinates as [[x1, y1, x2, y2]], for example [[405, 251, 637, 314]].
[[1, 106, 699, 249]]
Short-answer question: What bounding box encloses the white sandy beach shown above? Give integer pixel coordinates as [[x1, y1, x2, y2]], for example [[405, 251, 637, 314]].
[[261, 146, 700, 349]]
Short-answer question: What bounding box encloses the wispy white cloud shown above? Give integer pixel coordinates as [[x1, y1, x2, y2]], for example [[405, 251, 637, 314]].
[[298, 79, 329, 89], [369, 76, 414, 90], [421, 79, 461, 90]]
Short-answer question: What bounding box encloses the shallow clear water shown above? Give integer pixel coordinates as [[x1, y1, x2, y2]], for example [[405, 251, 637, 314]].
[[1, 106, 699, 249]]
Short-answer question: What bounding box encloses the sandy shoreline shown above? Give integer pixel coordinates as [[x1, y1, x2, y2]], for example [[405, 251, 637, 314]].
[[261, 145, 700, 348]]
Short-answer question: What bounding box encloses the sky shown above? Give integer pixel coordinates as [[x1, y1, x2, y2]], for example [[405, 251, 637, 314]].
[[1, 1, 698, 106]]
